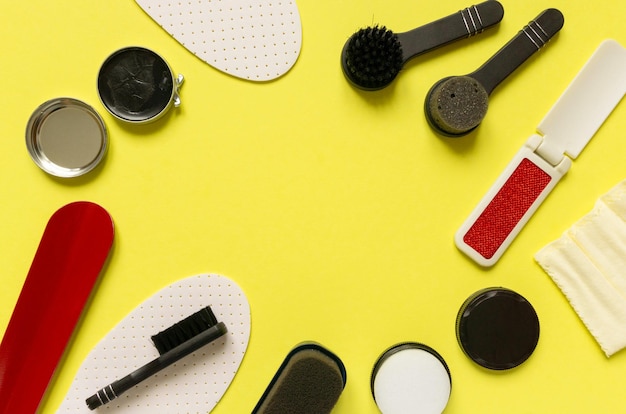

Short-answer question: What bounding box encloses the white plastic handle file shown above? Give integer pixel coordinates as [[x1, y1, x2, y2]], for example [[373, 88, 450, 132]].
[[455, 40, 626, 267]]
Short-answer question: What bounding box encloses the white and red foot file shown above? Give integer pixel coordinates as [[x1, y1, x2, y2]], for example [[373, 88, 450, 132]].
[[455, 40, 626, 267]]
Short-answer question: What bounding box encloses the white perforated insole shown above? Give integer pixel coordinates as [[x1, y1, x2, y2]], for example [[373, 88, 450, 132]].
[[58, 273, 251, 413], [134, 0, 302, 81]]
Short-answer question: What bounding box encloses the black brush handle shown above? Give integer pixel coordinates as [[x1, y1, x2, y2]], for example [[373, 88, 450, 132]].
[[470, 8, 564, 95], [85, 322, 227, 410], [397, 0, 504, 62]]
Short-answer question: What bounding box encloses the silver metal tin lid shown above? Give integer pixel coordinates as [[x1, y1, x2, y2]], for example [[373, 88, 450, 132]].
[[97, 46, 183, 124], [26, 98, 108, 178]]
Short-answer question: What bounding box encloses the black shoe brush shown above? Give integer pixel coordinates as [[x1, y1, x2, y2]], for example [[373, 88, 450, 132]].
[[341, 1, 504, 91], [252, 342, 347, 414], [425, 8, 564, 137], [85, 306, 227, 410]]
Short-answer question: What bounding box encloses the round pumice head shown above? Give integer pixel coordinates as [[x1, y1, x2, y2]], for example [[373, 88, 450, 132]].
[[341, 26, 403, 90], [425, 76, 489, 137]]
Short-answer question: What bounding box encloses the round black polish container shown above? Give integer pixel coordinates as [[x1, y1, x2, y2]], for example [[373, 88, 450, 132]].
[[98, 46, 183, 123], [456, 287, 540, 370]]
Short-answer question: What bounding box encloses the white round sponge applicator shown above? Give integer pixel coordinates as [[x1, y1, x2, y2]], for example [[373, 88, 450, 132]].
[[371, 343, 451, 414]]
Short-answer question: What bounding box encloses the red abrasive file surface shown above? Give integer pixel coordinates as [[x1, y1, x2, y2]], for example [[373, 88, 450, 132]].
[[463, 158, 552, 260], [0, 202, 114, 414]]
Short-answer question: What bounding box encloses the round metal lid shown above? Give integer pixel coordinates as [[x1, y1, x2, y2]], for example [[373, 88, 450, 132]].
[[456, 287, 540, 370], [26, 98, 108, 178]]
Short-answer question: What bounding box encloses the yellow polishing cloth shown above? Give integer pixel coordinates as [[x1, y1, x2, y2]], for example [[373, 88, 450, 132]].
[[535, 181, 626, 357]]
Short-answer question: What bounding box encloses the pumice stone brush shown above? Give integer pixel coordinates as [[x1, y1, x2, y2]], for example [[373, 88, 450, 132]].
[[341, 1, 504, 91], [425, 8, 564, 137], [456, 40, 626, 267]]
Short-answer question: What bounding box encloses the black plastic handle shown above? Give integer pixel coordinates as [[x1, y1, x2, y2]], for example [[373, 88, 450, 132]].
[[398, 0, 504, 62], [470, 8, 564, 95], [86, 322, 227, 410]]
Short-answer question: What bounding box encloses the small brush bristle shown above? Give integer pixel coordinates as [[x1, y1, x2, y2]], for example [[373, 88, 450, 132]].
[[151, 306, 218, 355], [343, 26, 403, 90]]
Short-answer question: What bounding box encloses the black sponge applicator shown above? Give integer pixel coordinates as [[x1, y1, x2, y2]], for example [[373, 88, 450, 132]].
[[341, 1, 504, 90], [252, 342, 347, 414], [425, 8, 564, 137]]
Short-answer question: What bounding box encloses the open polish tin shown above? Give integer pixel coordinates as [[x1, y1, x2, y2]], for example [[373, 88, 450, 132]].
[[26, 98, 108, 178], [97, 46, 183, 123], [371, 342, 451, 414]]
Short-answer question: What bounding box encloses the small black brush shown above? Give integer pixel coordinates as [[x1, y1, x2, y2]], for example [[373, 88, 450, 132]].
[[85, 306, 227, 410], [425, 8, 564, 137], [341, 1, 504, 91]]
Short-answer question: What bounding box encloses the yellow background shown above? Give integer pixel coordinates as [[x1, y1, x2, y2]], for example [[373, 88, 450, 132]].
[[2, 0, 626, 412]]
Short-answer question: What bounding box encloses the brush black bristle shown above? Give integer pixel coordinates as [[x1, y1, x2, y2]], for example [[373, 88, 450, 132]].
[[342, 26, 403, 90], [151, 306, 219, 355]]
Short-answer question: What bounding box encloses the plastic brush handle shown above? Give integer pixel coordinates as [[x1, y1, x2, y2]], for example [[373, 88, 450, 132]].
[[0, 202, 114, 414], [86, 321, 227, 410], [470, 8, 564, 95], [398, 0, 504, 62]]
